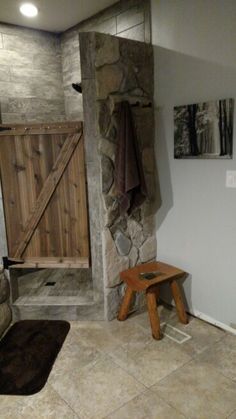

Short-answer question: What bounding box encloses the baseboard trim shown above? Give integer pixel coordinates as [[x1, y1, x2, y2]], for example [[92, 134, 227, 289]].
[[189, 308, 236, 335], [160, 298, 236, 335]]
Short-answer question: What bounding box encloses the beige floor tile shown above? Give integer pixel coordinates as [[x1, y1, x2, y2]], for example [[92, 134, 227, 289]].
[[72, 318, 152, 355], [129, 305, 177, 332], [152, 359, 236, 419], [50, 354, 145, 419], [0, 384, 79, 419], [1, 315, 233, 419], [109, 336, 191, 387], [49, 327, 102, 381], [100, 318, 153, 349], [105, 389, 186, 419], [197, 333, 236, 381], [166, 315, 225, 356], [131, 307, 225, 356], [71, 324, 122, 353]]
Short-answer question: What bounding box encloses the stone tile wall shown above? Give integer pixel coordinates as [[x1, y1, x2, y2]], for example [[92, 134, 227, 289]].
[[0, 23, 67, 293], [0, 23, 66, 124], [0, 1, 153, 324], [0, 24, 67, 333], [80, 32, 157, 320], [61, 0, 151, 120]]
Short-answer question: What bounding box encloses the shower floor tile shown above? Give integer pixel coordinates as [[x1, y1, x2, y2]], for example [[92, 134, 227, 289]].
[[14, 268, 94, 306]]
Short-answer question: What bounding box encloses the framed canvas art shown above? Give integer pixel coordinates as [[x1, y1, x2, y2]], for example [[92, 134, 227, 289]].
[[174, 98, 234, 159]]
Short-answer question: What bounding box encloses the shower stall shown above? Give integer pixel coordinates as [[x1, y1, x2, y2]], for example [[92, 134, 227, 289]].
[[0, 31, 156, 321]]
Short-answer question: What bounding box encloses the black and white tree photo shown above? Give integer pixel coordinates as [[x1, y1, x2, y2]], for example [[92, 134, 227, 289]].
[[174, 98, 234, 159]]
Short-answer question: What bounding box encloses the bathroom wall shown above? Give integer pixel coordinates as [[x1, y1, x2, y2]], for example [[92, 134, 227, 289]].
[[151, 0, 236, 331], [61, 0, 151, 120], [0, 23, 65, 124]]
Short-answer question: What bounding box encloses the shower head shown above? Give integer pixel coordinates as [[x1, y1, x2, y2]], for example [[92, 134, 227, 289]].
[[72, 83, 82, 93]]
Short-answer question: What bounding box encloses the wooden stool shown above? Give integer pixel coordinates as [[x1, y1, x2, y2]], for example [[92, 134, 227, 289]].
[[117, 261, 188, 340]]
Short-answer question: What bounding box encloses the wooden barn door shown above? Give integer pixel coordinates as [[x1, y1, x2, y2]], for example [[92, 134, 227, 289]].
[[0, 122, 89, 268]]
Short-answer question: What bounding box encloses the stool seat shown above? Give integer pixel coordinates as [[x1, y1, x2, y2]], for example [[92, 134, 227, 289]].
[[120, 261, 185, 291], [118, 261, 188, 340]]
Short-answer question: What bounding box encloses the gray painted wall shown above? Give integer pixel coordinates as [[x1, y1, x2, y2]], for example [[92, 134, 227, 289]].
[[151, 0, 236, 329], [61, 0, 151, 120], [0, 23, 66, 124]]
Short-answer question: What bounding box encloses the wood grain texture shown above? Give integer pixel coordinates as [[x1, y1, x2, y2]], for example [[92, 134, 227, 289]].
[[170, 279, 188, 324], [0, 122, 82, 136], [146, 289, 161, 340], [13, 131, 83, 258], [120, 261, 186, 291], [118, 261, 188, 339], [12, 257, 89, 269], [0, 122, 90, 268], [117, 286, 134, 321]]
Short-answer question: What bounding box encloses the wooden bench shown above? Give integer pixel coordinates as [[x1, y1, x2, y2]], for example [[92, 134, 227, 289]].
[[117, 261, 188, 339]]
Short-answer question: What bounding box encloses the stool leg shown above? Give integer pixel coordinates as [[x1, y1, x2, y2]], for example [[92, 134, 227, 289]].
[[170, 279, 188, 324], [146, 289, 161, 340], [117, 286, 134, 321]]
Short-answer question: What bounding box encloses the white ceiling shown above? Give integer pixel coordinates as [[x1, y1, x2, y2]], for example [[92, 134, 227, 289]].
[[0, 0, 118, 33]]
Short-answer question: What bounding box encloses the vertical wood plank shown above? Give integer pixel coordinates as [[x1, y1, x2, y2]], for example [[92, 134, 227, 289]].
[[0, 137, 22, 256], [0, 123, 90, 265]]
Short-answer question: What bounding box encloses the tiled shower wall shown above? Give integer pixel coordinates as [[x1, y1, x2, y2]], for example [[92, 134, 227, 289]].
[[0, 0, 151, 124], [0, 0, 153, 326], [0, 23, 67, 282], [0, 23, 66, 124], [61, 0, 151, 120]]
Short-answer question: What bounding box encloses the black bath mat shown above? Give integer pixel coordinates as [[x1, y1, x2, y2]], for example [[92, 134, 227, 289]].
[[0, 320, 70, 395]]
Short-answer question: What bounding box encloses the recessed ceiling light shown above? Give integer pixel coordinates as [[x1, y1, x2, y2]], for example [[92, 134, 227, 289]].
[[20, 3, 38, 18]]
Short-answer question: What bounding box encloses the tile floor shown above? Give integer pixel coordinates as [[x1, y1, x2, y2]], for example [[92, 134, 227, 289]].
[[1, 305, 236, 419]]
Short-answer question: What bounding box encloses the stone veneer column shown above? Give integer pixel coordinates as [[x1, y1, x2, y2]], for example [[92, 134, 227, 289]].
[[80, 32, 158, 320]]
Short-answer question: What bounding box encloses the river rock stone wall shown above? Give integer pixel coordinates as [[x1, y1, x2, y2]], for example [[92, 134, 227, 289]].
[[80, 32, 157, 320], [0, 270, 11, 336]]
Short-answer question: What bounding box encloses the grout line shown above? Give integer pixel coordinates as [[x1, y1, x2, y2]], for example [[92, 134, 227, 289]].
[[48, 383, 81, 419], [193, 346, 236, 386], [101, 388, 149, 419], [105, 351, 150, 390], [228, 408, 236, 418], [147, 355, 195, 389], [148, 354, 236, 419], [148, 385, 189, 419]]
